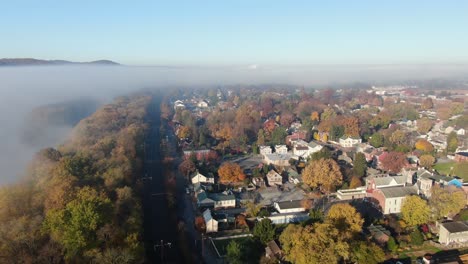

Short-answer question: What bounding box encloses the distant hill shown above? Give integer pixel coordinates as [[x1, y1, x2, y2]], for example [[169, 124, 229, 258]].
[[0, 58, 120, 66]]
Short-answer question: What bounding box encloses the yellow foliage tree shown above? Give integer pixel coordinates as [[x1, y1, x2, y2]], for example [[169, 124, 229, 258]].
[[326, 203, 364, 239], [218, 162, 245, 183], [415, 139, 434, 153], [401, 195, 430, 226], [302, 158, 342, 193]]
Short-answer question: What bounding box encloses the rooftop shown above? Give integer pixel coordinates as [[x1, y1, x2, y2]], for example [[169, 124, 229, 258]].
[[441, 221, 468, 233], [379, 186, 418, 198], [275, 200, 304, 210]]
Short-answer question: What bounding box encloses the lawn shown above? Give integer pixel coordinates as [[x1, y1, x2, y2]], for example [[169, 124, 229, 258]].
[[433, 161, 456, 176], [211, 236, 252, 257]]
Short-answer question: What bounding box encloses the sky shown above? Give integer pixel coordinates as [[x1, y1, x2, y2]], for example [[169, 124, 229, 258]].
[[1, 0, 468, 65]]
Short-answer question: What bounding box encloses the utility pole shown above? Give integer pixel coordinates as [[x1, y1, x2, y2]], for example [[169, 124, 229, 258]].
[[154, 240, 172, 263]]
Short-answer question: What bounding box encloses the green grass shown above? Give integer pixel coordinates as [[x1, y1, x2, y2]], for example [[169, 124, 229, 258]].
[[211, 237, 252, 257], [433, 162, 456, 175]]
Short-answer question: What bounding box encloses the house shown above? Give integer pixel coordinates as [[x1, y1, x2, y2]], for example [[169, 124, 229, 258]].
[[438, 221, 468, 246], [365, 174, 407, 192], [286, 168, 302, 184], [370, 186, 418, 214], [203, 209, 218, 233], [367, 224, 391, 245], [197, 191, 215, 208], [174, 100, 185, 110], [252, 177, 266, 187], [337, 187, 367, 200], [456, 128, 465, 136], [275, 145, 288, 154], [258, 212, 309, 224], [274, 200, 306, 214], [291, 140, 323, 158], [211, 191, 236, 209], [339, 136, 362, 148], [286, 131, 308, 145], [259, 146, 272, 156], [197, 100, 209, 108], [266, 170, 283, 186], [455, 152, 468, 163], [191, 171, 215, 184], [264, 153, 292, 167], [265, 240, 282, 259]]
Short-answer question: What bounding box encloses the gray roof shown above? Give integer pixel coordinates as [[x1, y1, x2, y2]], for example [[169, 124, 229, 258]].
[[441, 222, 468, 233], [275, 200, 304, 210], [210, 192, 236, 201], [367, 175, 406, 186], [308, 141, 320, 148], [380, 186, 418, 198]]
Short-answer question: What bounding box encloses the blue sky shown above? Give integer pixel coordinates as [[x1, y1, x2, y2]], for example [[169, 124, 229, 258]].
[[1, 1, 468, 65]]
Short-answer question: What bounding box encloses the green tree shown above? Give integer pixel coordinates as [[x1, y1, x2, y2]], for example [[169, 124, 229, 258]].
[[329, 125, 344, 141], [43, 187, 112, 258], [270, 127, 288, 145], [350, 241, 386, 264], [257, 129, 266, 145], [309, 148, 332, 161], [446, 131, 459, 153], [309, 208, 324, 223], [369, 133, 384, 148], [387, 236, 398, 253], [226, 241, 242, 264], [401, 195, 430, 227], [410, 229, 424, 246], [352, 152, 367, 178], [245, 202, 261, 217], [253, 218, 276, 245]]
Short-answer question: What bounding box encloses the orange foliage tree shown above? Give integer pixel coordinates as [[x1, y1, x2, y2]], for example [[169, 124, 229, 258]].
[[415, 139, 434, 153], [218, 162, 246, 183]]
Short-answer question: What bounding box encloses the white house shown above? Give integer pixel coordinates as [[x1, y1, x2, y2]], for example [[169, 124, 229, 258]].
[[252, 177, 266, 187], [174, 100, 185, 110], [339, 136, 362, 148], [275, 145, 288, 154], [438, 221, 468, 246], [274, 200, 306, 214], [197, 100, 209, 108], [259, 146, 272, 156], [371, 186, 418, 214], [203, 209, 218, 233], [264, 153, 292, 167], [457, 128, 466, 136], [211, 191, 236, 209], [191, 171, 215, 184], [266, 170, 283, 186], [292, 140, 323, 158], [365, 174, 407, 191], [258, 212, 309, 224]]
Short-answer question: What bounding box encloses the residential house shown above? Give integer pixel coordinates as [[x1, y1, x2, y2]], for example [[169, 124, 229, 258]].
[[266, 170, 283, 186], [197, 191, 215, 208], [339, 136, 362, 148], [252, 177, 266, 187], [286, 131, 308, 145], [367, 225, 391, 245], [275, 145, 288, 154], [370, 186, 419, 214], [337, 187, 367, 200], [258, 212, 309, 224], [203, 209, 218, 233], [174, 100, 185, 110], [191, 171, 215, 185], [286, 168, 302, 184], [456, 128, 465, 136], [211, 191, 236, 209], [265, 240, 282, 259], [259, 145, 272, 156], [197, 100, 209, 108], [439, 221, 468, 246], [274, 200, 306, 214], [455, 152, 468, 162], [291, 140, 323, 159], [264, 153, 292, 167], [365, 174, 407, 192]]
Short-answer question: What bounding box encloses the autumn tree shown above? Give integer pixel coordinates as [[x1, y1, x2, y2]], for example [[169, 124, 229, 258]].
[[421, 98, 434, 110], [415, 139, 434, 153], [380, 151, 408, 173], [309, 148, 332, 161], [352, 152, 367, 178], [218, 162, 246, 183], [350, 241, 386, 264], [310, 111, 320, 122], [349, 176, 362, 189], [245, 201, 262, 217], [401, 195, 430, 227], [194, 216, 206, 233], [300, 199, 313, 210], [257, 129, 266, 145], [326, 203, 364, 239], [430, 185, 466, 219], [253, 218, 276, 245], [178, 159, 196, 177], [302, 158, 343, 193], [417, 117, 433, 134], [389, 129, 407, 146], [419, 154, 435, 168], [446, 131, 459, 153]]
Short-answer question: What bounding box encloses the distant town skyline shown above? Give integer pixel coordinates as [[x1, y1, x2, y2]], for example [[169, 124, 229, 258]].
[[2, 1, 468, 65]]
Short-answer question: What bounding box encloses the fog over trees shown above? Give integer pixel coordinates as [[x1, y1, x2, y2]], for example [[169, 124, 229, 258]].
[[0, 64, 467, 184]]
